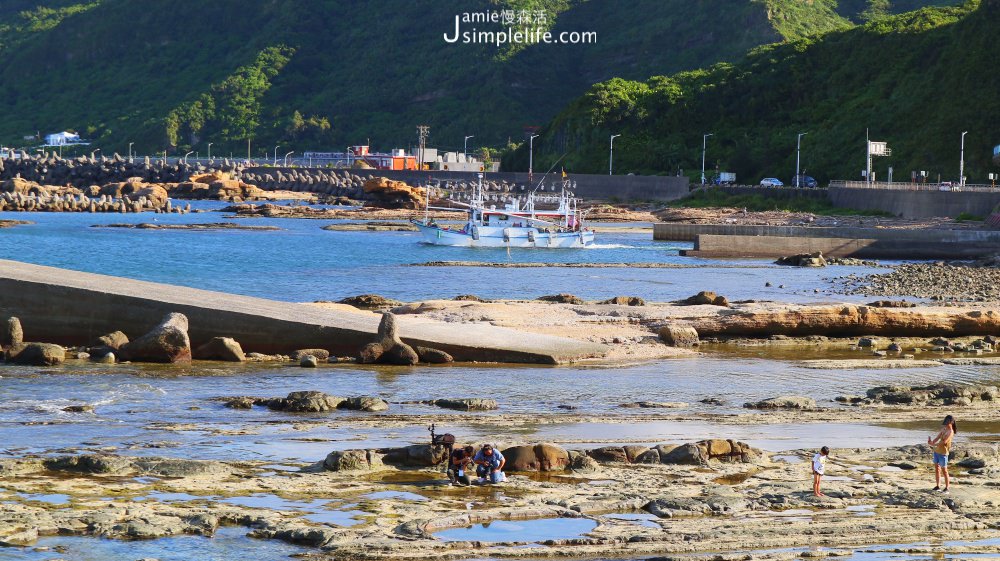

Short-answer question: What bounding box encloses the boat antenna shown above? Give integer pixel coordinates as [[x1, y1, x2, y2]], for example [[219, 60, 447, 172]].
[[531, 151, 570, 194]]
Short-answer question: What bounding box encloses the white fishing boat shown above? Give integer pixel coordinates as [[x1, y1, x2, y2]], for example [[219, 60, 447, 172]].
[[412, 174, 595, 248]]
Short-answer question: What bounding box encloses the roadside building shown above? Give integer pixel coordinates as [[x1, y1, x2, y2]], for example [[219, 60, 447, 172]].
[[44, 131, 82, 146]]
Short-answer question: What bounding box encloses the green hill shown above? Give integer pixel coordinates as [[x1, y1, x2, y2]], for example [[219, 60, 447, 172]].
[[511, 0, 999, 184], [0, 0, 956, 157]]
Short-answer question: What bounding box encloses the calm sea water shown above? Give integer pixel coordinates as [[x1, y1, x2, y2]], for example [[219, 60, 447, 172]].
[[0, 201, 881, 303], [1, 357, 996, 463]]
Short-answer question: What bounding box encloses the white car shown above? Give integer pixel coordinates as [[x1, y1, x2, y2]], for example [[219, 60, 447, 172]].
[[760, 177, 784, 187]]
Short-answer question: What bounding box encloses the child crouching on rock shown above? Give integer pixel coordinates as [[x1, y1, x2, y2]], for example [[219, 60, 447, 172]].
[[813, 446, 830, 497]]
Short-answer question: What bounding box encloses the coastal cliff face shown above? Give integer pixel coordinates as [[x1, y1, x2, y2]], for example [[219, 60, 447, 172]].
[[690, 305, 1000, 338]]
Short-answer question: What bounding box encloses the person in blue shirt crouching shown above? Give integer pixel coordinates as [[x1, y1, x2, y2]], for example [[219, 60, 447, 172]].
[[473, 443, 506, 484]]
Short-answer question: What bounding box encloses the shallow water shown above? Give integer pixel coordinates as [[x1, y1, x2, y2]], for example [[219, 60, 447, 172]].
[[2, 356, 997, 461], [434, 517, 597, 542], [0, 201, 883, 303], [0, 526, 306, 561]]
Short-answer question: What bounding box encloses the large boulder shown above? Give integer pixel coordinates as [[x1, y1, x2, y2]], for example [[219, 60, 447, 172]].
[[775, 251, 827, 267], [680, 291, 729, 306], [743, 395, 816, 410], [362, 177, 426, 209], [342, 396, 390, 412], [599, 296, 646, 306], [536, 294, 585, 305], [501, 443, 570, 472], [91, 331, 128, 351], [416, 346, 454, 364], [1, 317, 23, 351], [133, 185, 169, 208], [658, 324, 699, 347], [119, 313, 191, 363], [357, 313, 419, 366], [323, 449, 383, 471], [193, 337, 246, 362], [381, 444, 450, 467], [587, 446, 629, 463], [430, 398, 497, 411], [267, 391, 345, 412], [337, 294, 402, 310], [291, 349, 331, 361], [661, 443, 707, 465], [43, 454, 134, 474], [7, 343, 65, 366]]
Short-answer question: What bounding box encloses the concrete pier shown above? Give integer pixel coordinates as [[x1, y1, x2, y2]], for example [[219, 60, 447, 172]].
[[656, 224, 1000, 259], [0, 260, 607, 364]]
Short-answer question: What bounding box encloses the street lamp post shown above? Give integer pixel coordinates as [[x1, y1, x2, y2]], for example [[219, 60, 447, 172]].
[[273, 146, 280, 166], [464, 135, 474, 160], [960, 131, 969, 187], [284, 151, 294, 166], [701, 134, 713, 186], [183, 151, 193, 164], [128, 142, 134, 160], [91, 148, 101, 160], [609, 134, 621, 175], [207, 142, 213, 161], [528, 134, 540, 180], [796, 132, 808, 187]]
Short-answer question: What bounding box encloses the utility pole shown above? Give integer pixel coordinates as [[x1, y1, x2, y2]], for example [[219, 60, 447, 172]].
[[464, 135, 474, 160], [701, 133, 713, 186], [866, 129, 871, 187], [796, 132, 807, 187], [609, 134, 621, 175], [960, 131, 969, 187], [528, 134, 540, 182], [417, 125, 430, 172]]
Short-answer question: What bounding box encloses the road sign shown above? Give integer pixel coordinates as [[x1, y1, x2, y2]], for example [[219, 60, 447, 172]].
[[868, 141, 891, 156]]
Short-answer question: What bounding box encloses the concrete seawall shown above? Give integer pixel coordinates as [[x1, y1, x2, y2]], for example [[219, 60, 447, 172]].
[[829, 186, 1000, 219], [0, 260, 606, 364], [656, 224, 1000, 259], [244, 167, 691, 202]]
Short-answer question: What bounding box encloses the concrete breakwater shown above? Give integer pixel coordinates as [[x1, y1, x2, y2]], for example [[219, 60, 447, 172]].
[[240, 166, 691, 203], [0, 259, 606, 364], [656, 223, 1000, 259], [0, 154, 241, 188], [0, 190, 191, 214]]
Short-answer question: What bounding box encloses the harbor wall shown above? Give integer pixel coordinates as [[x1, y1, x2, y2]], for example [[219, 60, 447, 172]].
[[657, 224, 1000, 259], [829, 185, 1000, 218], [654, 223, 1000, 243], [243, 166, 691, 202]]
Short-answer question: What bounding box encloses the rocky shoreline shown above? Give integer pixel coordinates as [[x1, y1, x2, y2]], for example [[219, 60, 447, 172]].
[[841, 261, 1000, 302], [2, 431, 999, 559]]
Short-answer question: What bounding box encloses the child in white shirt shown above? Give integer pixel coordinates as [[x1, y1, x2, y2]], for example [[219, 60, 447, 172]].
[[812, 446, 830, 497]]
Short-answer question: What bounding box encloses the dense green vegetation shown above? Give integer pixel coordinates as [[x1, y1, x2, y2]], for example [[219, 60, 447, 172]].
[[511, 0, 999, 184], [0, 0, 957, 158], [669, 189, 894, 216]]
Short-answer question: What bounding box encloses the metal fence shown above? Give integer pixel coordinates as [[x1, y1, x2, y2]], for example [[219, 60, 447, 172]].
[[830, 180, 1000, 192]]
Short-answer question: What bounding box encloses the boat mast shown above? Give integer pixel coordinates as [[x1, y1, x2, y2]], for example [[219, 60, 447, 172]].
[[424, 180, 430, 223]]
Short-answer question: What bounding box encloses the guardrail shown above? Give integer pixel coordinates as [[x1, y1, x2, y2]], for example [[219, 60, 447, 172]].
[[830, 180, 1000, 192]]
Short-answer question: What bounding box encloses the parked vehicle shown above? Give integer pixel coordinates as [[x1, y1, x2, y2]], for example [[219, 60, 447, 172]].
[[713, 172, 736, 185], [759, 177, 783, 187], [791, 175, 818, 188]]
